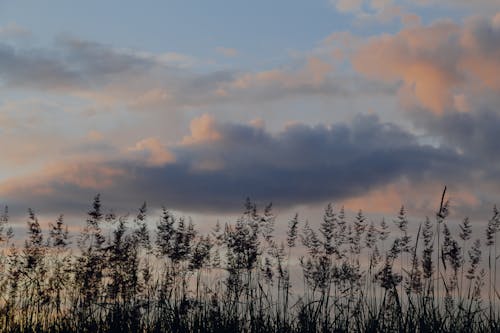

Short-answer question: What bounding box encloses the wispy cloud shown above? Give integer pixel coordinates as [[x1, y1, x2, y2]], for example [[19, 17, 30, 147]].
[[215, 47, 238, 57], [0, 23, 31, 38], [0, 36, 392, 119]]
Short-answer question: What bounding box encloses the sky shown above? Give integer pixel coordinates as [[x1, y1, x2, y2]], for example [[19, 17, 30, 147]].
[[0, 0, 499, 226]]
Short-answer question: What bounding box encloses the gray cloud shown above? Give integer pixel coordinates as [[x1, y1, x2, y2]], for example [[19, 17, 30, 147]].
[[0, 23, 31, 39], [0, 114, 466, 215], [0, 43, 80, 91], [421, 110, 500, 162], [1, 22, 497, 220], [0, 37, 394, 115], [60, 38, 154, 77]]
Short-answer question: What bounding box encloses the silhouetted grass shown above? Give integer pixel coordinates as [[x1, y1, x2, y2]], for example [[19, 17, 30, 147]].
[[0, 188, 499, 332]]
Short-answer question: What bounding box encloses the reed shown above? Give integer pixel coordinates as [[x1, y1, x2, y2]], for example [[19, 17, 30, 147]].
[[0, 189, 498, 332]]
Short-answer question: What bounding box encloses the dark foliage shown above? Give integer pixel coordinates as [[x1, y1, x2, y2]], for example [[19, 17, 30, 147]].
[[0, 189, 498, 332]]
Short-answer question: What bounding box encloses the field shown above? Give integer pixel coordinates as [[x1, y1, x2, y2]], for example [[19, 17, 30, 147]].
[[0, 189, 499, 332]]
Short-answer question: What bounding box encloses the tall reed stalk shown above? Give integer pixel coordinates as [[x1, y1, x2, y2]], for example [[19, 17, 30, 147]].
[[0, 188, 497, 332]]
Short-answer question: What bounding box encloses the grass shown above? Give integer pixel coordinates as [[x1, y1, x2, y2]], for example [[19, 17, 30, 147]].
[[0, 189, 499, 332]]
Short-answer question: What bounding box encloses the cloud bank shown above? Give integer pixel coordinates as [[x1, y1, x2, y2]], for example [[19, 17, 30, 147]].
[[0, 114, 466, 214], [1, 9, 499, 221]]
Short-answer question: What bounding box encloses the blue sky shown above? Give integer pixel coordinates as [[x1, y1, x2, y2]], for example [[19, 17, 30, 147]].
[[0, 1, 347, 66], [0, 1, 465, 68], [0, 0, 499, 224]]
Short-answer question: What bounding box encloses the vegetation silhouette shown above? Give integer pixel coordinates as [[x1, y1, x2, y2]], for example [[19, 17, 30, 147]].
[[0, 188, 499, 332]]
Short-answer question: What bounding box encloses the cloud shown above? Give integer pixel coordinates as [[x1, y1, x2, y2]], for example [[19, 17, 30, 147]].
[[215, 47, 238, 57], [356, 5, 421, 27], [332, 0, 364, 13], [1, 12, 498, 220], [181, 114, 222, 145], [332, 0, 500, 14], [343, 180, 481, 216], [0, 114, 467, 214], [0, 43, 81, 91], [213, 56, 347, 101], [86, 130, 104, 141], [413, 0, 500, 12], [0, 23, 31, 39], [0, 159, 126, 197], [352, 14, 500, 113], [329, 0, 421, 28], [0, 35, 395, 122], [0, 99, 86, 172], [0, 37, 209, 111], [127, 137, 176, 167], [417, 108, 500, 164]]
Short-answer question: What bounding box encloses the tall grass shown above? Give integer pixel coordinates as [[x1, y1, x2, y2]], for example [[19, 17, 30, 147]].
[[0, 189, 499, 332]]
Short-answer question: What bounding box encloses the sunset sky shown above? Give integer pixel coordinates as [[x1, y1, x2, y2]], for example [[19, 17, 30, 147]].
[[0, 1, 499, 224]]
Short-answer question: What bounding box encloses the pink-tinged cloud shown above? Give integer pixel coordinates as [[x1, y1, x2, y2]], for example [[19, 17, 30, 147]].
[[331, 0, 364, 13], [0, 160, 126, 196], [352, 14, 500, 113], [353, 4, 422, 28], [0, 37, 378, 117], [127, 137, 176, 167], [86, 130, 104, 141], [414, 0, 500, 12], [343, 180, 481, 216], [330, 0, 421, 28], [0, 114, 474, 215], [181, 114, 222, 145], [229, 56, 333, 91], [0, 23, 31, 38], [215, 47, 238, 57]]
